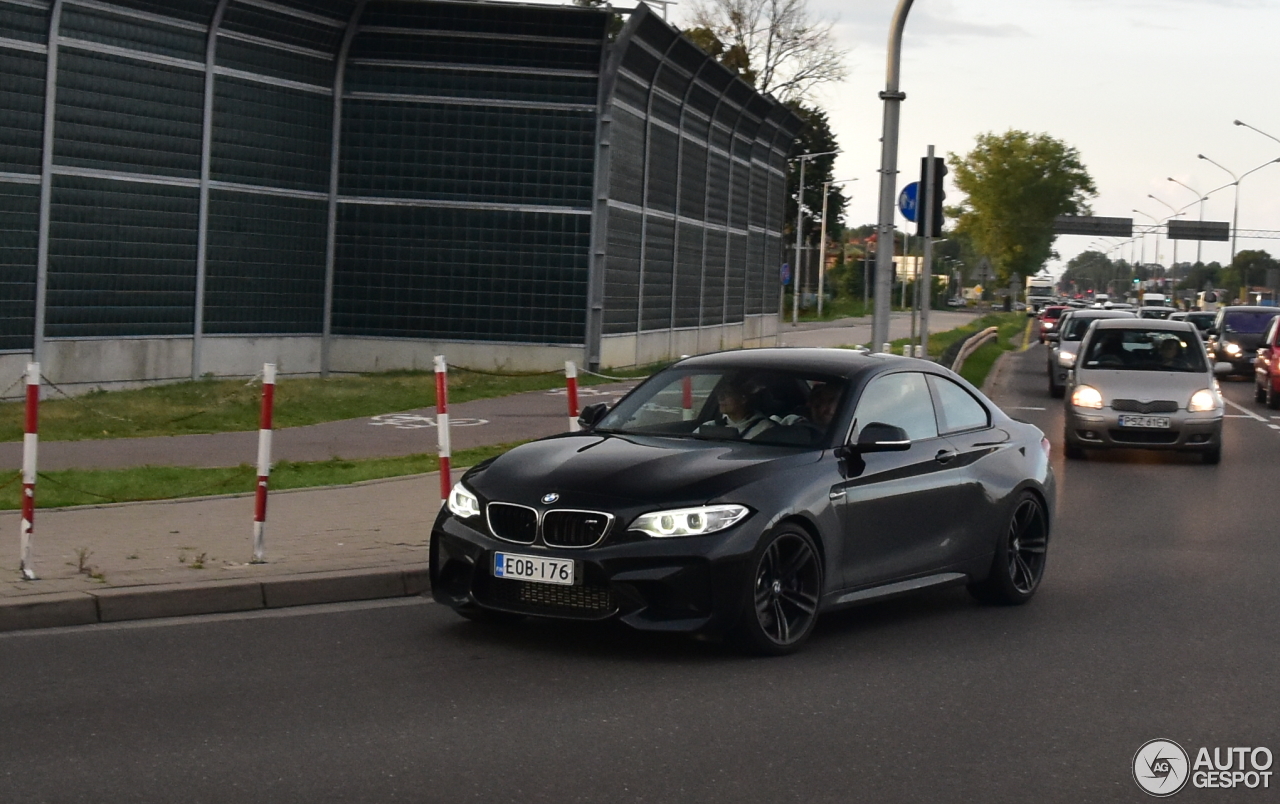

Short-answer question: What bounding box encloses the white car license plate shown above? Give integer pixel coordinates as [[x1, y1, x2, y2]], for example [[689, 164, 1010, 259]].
[[494, 552, 574, 585], [1118, 415, 1171, 429]]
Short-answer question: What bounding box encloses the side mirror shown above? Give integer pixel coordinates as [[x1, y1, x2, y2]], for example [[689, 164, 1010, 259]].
[[578, 402, 608, 429], [854, 422, 911, 453], [1213, 362, 1234, 377], [1206, 327, 1217, 336], [1044, 331, 1060, 343]]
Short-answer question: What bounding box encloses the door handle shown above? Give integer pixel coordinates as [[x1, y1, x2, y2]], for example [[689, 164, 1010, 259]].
[[934, 449, 956, 464]]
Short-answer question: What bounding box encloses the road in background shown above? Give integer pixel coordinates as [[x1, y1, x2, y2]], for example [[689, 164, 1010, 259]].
[[1, 345, 1275, 802]]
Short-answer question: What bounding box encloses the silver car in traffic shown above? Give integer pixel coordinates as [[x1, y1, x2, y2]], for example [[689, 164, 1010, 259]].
[[1046, 309, 1136, 398], [1063, 319, 1224, 464]]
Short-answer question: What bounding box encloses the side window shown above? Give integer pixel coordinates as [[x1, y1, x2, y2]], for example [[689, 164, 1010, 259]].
[[927, 375, 990, 434], [851, 373, 939, 442]]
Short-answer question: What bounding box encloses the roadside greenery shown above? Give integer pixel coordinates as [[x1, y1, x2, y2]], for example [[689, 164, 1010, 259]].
[[0, 365, 657, 443], [0, 443, 523, 510], [880, 311, 1026, 387]]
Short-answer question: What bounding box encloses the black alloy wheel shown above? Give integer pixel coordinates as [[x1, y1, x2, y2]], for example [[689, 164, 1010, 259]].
[[969, 492, 1048, 605], [737, 529, 822, 655]]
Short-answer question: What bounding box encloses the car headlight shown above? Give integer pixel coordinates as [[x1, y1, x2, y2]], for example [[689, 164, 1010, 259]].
[[1188, 388, 1219, 412], [446, 483, 481, 519], [630, 505, 749, 538], [1057, 350, 1077, 367], [1043, 321, 1055, 330], [1224, 342, 1242, 356], [1071, 384, 1103, 409]]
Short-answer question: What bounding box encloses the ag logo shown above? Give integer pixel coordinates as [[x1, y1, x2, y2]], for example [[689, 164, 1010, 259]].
[[1134, 739, 1190, 797]]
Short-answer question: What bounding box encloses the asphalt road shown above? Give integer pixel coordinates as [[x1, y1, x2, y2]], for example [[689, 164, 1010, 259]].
[[1, 346, 1276, 803]]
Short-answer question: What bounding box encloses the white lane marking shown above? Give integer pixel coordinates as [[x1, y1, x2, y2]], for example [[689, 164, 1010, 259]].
[[1223, 398, 1268, 423], [1009, 406, 1047, 411], [1224, 414, 1254, 418]]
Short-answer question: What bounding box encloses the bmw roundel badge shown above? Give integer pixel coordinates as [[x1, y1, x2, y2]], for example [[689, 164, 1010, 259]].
[[541, 492, 560, 504]]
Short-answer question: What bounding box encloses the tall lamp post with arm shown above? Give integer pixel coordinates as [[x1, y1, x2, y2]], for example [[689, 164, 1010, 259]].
[[1167, 177, 1207, 264], [1198, 153, 1280, 263], [1147, 194, 1187, 284], [790, 150, 839, 325], [816, 177, 857, 318]]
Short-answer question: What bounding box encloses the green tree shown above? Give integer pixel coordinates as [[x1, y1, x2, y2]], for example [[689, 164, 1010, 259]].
[[949, 131, 1097, 286]]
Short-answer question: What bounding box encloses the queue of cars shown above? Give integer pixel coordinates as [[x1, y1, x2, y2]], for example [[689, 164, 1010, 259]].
[[1044, 303, 1280, 462]]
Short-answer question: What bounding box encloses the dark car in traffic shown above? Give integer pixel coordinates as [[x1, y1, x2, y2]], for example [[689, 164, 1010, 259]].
[[431, 349, 1055, 654], [1207, 306, 1280, 377]]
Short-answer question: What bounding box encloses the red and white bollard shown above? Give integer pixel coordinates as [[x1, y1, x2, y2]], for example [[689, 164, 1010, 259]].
[[252, 363, 275, 563], [565, 360, 580, 432], [681, 375, 694, 421], [435, 355, 451, 503], [19, 361, 38, 580]]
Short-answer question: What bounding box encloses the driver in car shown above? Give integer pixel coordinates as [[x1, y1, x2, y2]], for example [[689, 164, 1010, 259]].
[[699, 376, 776, 440], [1157, 337, 1190, 370]]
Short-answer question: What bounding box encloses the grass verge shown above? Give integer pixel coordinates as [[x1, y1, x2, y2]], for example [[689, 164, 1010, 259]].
[[0, 364, 658, 443], [0, 442, 525, 511]]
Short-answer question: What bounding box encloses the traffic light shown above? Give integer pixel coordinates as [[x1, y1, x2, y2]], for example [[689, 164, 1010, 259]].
[[916, 156, 946, 237]]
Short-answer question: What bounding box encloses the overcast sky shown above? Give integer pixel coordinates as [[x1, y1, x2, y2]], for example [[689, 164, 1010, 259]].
[[665, 0, 1280, 276]]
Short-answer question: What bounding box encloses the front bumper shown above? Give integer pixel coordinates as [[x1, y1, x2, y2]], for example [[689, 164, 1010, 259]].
[[1064, 407, 1223, 451], [430, 511, 764, 634]]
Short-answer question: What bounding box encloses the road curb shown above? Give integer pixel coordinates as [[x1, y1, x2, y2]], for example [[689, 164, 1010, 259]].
[[0, 565, 431, 633], [983, 349, 1016, 396]]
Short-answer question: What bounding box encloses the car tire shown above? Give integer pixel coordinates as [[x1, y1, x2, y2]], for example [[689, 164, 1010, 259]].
[[1202, 444, 1222, 465], [1268, 381, 1280, 411], [968, 492, 1049, 606], [1256, 380, 1267, 403], [734, 527, 823, 656], [1048, 379, 1064, 399], [1064, 441, 1085, 460]]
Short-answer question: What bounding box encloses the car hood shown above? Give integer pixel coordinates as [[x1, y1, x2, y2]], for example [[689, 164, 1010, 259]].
[[466, 432, 823, 507], [1074, 369, 1213, 405]]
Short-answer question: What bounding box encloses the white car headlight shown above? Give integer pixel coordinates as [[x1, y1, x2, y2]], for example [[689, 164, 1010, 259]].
[[1071, 384, 1103, 409], [1188, 388, 1220, 412], [630, 505, 749, 538], [447, 483, 481, 519], [1057, 350, 1077, 367], [1224, 342, 1242, 356]]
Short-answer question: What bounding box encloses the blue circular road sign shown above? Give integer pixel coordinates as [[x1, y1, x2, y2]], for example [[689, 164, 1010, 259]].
[[898, 182, 919, 222], [780, 263, 791, 285]]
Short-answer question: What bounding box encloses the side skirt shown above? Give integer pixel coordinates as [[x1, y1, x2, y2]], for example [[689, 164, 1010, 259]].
[[824, 572, 969, 611]]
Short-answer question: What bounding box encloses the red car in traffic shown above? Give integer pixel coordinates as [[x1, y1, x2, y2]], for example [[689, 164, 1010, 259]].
[[1037, 305, 1066, 343], [1255, 315, 1280, 409]]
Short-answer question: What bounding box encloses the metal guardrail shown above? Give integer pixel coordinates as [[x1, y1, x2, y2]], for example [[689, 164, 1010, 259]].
[[950, 326, 1000, 373]]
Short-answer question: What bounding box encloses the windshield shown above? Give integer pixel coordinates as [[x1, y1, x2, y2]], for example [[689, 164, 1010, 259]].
[[1081, 329, 1207, 372], [595, 368, 847, 447], [1063, 316, 1100, 341], [1223, 311, 1278, 334], [1042, 307, 1065, 321], [1186, 313, 1214, 332]]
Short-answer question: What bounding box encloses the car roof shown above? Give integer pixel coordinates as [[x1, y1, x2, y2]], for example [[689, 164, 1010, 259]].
[[1063, 309, 1136, 319], [1219, 305, 1280, 314], [1091, 318, 1197, 332], [676, 347, 925, 379]]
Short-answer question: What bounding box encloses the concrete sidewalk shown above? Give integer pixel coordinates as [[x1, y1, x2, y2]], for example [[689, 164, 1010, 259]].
[[0, 472, 445, 630]]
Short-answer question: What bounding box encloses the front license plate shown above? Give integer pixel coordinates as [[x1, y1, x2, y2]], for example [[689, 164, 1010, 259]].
[[1118, 415, 1171, 429], [494, 552, 574, 585]]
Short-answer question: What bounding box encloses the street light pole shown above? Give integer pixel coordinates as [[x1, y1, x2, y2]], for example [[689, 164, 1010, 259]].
[[1167, 177, 1206, 264], [790, 150, 838, 326], [872, 0, 915, 352], [816, 177, 857, 319], [1199, 154, 1280, 263], [1147, 194, 1185, 279], [1234, 119, 1280, 148]]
